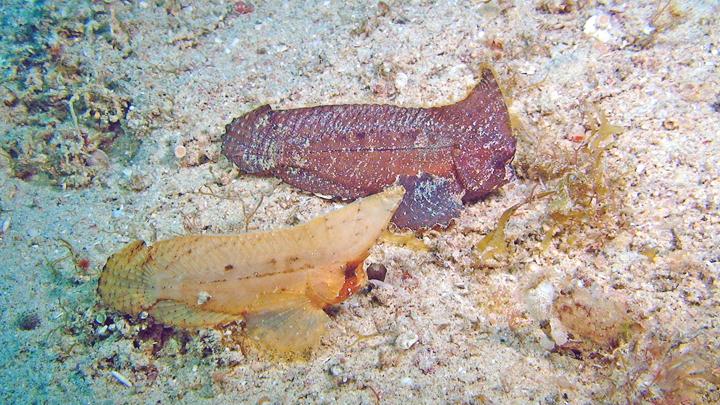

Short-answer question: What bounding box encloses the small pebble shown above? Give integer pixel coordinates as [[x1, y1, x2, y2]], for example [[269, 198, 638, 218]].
[[328, 364, 352, 385], [663, 118, 679, 130], [115, 319, 129, 335], [174, 144, 187, 159], [95, 312, 107, 324], [395, 72, 408, 90], [329, 364, 343, 377], [524, 281, 555, 321], [366, 263, 387, 281], [96, 325, 109, 337], [400, 377, 414, 387], [549, 317, 568, 346]]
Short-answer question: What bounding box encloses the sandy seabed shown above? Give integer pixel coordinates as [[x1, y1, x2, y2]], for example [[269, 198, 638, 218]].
[[0, 1, 718, 404]]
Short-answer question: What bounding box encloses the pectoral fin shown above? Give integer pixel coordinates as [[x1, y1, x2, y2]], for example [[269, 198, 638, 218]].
[[393, 173, 464, 229], [243, 294, 329, 357]]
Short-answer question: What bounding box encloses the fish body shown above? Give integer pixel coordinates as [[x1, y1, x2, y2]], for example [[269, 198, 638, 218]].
[[98, 187, 405, 355], [222, 68, 516, 229]]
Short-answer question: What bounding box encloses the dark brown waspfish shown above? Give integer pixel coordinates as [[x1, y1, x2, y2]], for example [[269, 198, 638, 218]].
[[222, 68, 515, 230]]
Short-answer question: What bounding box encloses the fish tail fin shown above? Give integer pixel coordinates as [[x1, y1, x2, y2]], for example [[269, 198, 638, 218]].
[[97, 240, 158, 315]]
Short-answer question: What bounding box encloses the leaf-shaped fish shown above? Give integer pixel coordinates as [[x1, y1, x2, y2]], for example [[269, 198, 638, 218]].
[[222, 67, 516, 230], [97, 186, 405, 355]]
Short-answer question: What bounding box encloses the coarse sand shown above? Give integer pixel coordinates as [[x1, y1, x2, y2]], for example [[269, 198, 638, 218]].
[[0, 1, 718, 403]]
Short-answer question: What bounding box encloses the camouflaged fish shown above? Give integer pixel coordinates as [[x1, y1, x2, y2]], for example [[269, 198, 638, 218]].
[[98, 186, 404, 355], [222, 68, 515, 230]]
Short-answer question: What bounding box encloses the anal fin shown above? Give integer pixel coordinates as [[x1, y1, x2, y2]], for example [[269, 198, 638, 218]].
[[244, 294, 329, 358], [149, 300, 239, 328]]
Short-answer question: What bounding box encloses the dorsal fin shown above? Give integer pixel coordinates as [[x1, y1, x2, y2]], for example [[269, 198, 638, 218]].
[[432, 67, 511, 139], [447, 68, 507, 114]]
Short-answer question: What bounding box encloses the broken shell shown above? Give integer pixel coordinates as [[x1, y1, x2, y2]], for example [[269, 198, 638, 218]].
[[395, 331, 418, 350], [96, 325, 109, 337], [87, 149, 110, 168], [1, 217, 10, 235], [110, 370, 133, 387]]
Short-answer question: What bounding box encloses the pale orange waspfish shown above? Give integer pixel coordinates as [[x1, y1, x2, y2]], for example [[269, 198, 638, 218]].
[[98, 186, 405, 355]]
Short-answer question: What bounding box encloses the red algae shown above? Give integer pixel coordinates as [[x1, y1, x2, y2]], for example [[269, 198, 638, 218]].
[[222, 68, 516, 230]]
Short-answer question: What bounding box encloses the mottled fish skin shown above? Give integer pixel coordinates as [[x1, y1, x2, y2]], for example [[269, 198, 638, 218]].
[[222, 68, 516, 230]]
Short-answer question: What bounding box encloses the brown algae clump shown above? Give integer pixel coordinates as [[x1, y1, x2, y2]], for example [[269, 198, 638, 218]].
[[475, 107, 626, 264], [475, 190, 554, 263], [608, 333, 720, 403], [98, 187, 405, 357], [539, 107, 625, 252], [379, 229, 430, 252]]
